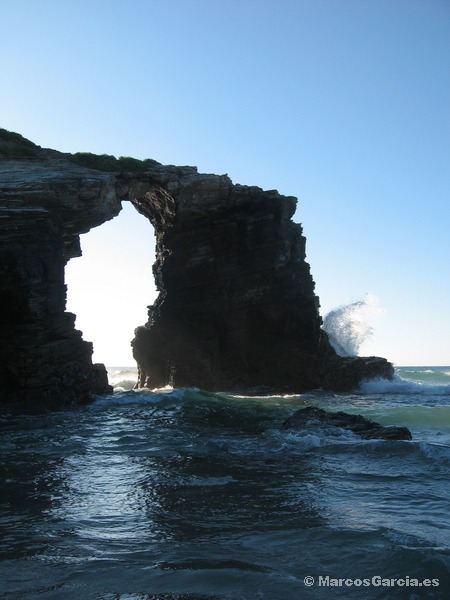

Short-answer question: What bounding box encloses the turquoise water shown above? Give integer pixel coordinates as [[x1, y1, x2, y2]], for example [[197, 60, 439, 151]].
[[1, 367, 449, 599]]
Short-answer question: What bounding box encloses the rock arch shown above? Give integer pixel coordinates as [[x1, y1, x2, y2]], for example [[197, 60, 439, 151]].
[[0, 132, 393, 412]]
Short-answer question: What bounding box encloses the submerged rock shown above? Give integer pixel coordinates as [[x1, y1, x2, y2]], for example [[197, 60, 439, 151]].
[[1, 129, 394, 411], [281, 406, 412, 440]]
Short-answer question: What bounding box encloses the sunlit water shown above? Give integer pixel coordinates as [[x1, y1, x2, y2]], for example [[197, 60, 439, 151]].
[[1, 367, 450, 599]]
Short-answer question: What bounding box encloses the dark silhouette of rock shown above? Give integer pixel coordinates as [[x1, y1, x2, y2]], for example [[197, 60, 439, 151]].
[[0, 129, 394, 411], [320, 355, 394, 392], [0, 135, 116, 413], [281, 406, 412, 440]]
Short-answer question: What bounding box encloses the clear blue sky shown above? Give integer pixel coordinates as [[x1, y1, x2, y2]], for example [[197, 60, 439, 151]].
[[2, 0, 449, 366]]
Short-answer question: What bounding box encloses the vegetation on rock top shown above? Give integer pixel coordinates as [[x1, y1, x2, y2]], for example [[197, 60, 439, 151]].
[[69, 152, 161, 173], [0, 128, 40, 158], [0, 128, 160, 172]]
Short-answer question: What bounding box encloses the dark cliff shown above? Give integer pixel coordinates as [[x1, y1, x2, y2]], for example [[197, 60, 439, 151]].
[[0, 130, 393, 412]]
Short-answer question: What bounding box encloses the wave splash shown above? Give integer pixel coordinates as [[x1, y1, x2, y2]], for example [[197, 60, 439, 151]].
[[322, 293, 384, 356], [107, 367, 138, 391]]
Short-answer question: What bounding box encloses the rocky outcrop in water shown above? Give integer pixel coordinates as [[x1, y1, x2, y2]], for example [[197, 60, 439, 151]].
[[0, 130, 393, 412], [281, 406, 412, 440], [129, 171, 327, 391], [128, 171, 393, 393]]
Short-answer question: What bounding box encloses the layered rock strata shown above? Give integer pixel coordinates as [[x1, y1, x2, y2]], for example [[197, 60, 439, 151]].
[[0, 137, 118, 412], [0, 131, 393, 412]]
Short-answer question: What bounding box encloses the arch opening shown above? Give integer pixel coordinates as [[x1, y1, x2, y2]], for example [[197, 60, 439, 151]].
[[65, 201, 157, 383]]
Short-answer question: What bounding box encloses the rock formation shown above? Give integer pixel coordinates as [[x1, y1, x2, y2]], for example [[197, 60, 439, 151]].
[[281, 406, 412, 441], [0, 129, 393, 412], [0, 132, 118, 413]]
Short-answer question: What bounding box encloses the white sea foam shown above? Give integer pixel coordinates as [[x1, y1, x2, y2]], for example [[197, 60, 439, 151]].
[[107, 367, 138, 391], [359, 375, 450, 396], [280, 432, 322, 450], [93, 386, 193, 407], [261, 427, 359, 453], [322, 293, 384, 356]]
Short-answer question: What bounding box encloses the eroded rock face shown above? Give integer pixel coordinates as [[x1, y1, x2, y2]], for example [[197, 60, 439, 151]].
[[0, 138, 117, 412], [0, 130, 393, 411], [281, 406, 412, 440], [128, 172, 327, 391], [125, 170, 393, 392]]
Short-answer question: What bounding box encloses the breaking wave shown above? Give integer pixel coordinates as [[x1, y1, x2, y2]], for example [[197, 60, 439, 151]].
[[106, 367, 138, 391], [322, 293, 384, 356], [359, 375, 450, 396]]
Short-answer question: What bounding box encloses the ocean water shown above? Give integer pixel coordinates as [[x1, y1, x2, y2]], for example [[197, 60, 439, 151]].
[[1, 366, 450, 599]]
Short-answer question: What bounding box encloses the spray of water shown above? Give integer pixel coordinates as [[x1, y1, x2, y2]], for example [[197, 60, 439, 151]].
[[322, 293, 384, 357]]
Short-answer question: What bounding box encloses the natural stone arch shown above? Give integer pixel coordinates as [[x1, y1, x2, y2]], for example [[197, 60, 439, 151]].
[[0, 131, 394, 412]]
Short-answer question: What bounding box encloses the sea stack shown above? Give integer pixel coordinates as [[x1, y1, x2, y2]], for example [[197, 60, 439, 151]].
[[0, 130, 393, 411]]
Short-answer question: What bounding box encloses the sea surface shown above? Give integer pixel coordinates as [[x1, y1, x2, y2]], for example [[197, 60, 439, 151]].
[[1, 366, 450, 599]]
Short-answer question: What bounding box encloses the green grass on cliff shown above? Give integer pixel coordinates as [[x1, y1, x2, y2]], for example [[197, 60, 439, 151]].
[[0, 128, 40, 158], [69, 152, 160, 173], [0, 128, 160, 172]]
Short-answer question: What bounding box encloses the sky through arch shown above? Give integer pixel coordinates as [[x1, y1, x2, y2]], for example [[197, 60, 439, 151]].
[[65, 202, 157, 366]]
